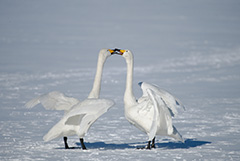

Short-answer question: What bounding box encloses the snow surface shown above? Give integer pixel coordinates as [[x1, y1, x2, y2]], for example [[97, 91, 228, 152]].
[[1, 0, 240, 160]]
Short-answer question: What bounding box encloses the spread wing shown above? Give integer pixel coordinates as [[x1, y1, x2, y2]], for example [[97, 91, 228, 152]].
[[25, 91, 79, 112], [143, 82, 185, 117], [146, 89, 174, 138], [155, 88, 185, 116], [65, 98, 115, 126], [145, 89, 158, 141]]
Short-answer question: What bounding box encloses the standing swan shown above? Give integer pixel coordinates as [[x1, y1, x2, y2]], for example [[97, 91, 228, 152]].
[[25, 49, 115, 149], [110, 49, 185, 149]]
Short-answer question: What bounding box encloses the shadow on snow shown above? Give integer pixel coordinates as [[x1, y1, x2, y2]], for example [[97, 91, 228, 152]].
[[71, 139, 211, 150], [156, 139, 211, 149]]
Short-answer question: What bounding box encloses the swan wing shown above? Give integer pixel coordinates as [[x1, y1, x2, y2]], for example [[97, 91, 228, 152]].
[[65, 114, 86, 126], [146, 89, 174, 136], [156, 88, 185, 116], [154, 91, 174, 135], [142, 82, 185, 116], [25, 91, 79, 111], [65, 98, 115, 126], [145, 89, 158, 141]]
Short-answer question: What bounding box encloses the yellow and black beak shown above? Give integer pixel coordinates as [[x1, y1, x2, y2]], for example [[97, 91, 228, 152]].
[[108, 48, 125, 55], [108, 49, 115, 54]]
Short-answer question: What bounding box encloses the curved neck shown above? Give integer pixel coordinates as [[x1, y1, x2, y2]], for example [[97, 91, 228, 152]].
[[88, 54, 105, 99], [124, 55, 137, 107]]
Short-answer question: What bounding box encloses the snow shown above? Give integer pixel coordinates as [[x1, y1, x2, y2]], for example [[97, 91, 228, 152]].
[[1, 0, 240, 160]]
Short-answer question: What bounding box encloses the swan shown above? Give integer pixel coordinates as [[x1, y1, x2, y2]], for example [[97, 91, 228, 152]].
[[25, 49, 115, 149], [110, 48, 185, 149]]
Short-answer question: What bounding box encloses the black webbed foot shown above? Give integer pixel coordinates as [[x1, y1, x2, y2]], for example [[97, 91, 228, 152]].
[[137, 137, 156, 150], [136, 141, 152, 150]]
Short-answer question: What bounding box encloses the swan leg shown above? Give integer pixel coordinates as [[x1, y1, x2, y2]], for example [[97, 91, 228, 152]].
[[63, 137, 69, 149], [136, 140, 153, 149], [80, 138, 87, 150], [146, 140, 151, 149], [151, 137, 156, 148]]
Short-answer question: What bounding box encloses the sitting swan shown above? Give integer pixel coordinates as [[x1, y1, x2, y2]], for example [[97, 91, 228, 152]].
[[25, 49, 115, 149], [110, 49, 185, 149]]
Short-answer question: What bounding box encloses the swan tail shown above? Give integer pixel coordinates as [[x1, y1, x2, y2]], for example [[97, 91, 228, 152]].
[[25, 96, 41, 108]]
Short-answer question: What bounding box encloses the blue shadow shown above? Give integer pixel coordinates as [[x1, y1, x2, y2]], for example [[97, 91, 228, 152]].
[[76, 141, 135, 149], [156, 139, 211, 149], [74, 138, 211, 150]]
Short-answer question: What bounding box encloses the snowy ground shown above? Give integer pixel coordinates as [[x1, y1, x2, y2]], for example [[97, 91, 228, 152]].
[[1, 0, 240, 160]]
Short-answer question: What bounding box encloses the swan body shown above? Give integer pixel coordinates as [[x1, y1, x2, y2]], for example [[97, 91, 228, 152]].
[[136, 82, 184, 141], [25, 49, 115, 149], [42, 98, 114, 141], [112, 49, 185, 149]]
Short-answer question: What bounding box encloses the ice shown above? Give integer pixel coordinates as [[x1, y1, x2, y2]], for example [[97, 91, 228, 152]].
[[1, 0, 240, 160]]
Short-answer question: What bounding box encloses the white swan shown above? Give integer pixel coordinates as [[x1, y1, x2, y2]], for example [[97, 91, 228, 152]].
[[110, 49, 185, 149], [25, 49, 115, 149]]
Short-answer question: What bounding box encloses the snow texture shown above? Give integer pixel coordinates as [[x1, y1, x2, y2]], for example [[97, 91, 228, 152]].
[[1, 0, 240, 160]]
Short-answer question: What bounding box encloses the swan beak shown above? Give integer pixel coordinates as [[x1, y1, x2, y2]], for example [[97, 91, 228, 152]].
[[108, 48, 125, 55], [108, 49, 121, 55], [108, 49, 115, 55], [119, 50, 126, 55]]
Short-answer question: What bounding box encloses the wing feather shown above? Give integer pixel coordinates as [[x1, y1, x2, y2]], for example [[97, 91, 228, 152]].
[[25, 91, 79, 112], [64, 98, 114, 126], [146, 89, 158, 141], [147, 89, 173, 136], [142, 82, 185, 117]]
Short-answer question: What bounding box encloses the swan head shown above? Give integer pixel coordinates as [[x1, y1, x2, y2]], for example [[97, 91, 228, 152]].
[[109, 48, 133, 62], [99, 48, 113, 60], [97, 48, 115, 64]]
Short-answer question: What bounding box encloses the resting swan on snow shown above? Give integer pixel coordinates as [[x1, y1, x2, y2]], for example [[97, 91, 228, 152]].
[[25, 49, 115, 149], [110, 48, 185, 149]]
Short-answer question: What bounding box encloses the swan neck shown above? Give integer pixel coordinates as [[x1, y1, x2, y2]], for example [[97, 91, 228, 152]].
[[124, 55, 136, 106], [88, 54, 105, 99]]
